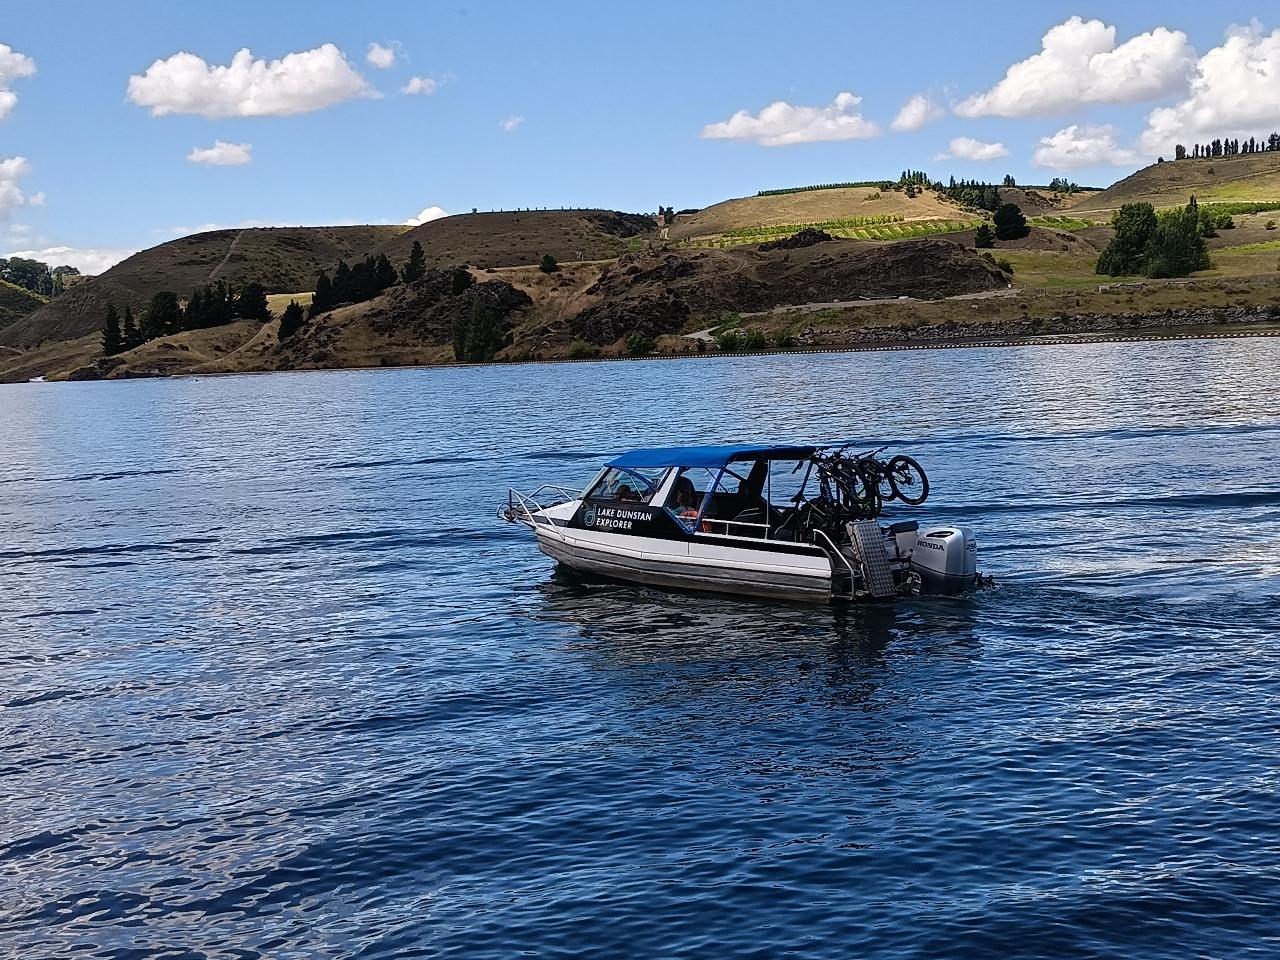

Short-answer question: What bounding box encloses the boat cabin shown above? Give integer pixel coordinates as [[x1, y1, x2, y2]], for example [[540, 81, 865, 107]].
[[572, 444, 819, 542]]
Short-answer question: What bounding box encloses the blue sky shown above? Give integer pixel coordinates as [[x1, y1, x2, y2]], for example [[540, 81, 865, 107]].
[[2, 0, 1279, 272]]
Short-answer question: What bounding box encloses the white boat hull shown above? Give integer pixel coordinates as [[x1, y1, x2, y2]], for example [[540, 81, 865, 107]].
[[533, 523, 834, 603]]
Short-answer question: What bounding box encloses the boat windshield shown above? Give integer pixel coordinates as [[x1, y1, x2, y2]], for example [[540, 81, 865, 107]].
[[586, 466, 668, 503]]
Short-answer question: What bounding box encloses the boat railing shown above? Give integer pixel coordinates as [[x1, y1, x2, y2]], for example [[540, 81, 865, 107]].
[[502, 484, 580, 528], [812, 528, 857, 597], [698, 517, 772, 539]]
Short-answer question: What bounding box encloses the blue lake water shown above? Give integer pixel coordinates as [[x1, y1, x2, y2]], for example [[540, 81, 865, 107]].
[[2, 341, 1279, 959]]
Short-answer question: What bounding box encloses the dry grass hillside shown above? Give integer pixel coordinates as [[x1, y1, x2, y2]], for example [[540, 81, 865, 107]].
[[0, 226, 406, 348], [378, 210, 656, 269], [1070, 153, 1280, 213]]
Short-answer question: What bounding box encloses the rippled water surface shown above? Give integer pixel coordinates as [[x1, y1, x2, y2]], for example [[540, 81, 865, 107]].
[[2, 341, 1279, 959]]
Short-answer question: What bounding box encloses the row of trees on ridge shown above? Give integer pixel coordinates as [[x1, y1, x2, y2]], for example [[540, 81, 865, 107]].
[[1173, 134, 1280, 160]]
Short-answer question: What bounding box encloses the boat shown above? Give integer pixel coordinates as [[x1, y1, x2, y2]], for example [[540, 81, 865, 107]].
[[501, 443, 979, 603]]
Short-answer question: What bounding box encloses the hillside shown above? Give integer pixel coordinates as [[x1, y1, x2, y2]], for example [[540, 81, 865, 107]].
[[1070, 153, 1280, 214], [0, 225, 405, 348], [0, 279, 47, 329], [0, 213, 656, 349], [668, 187, 963, 241], [377, 210, 656, 268], [0, 236, 1013, 381]]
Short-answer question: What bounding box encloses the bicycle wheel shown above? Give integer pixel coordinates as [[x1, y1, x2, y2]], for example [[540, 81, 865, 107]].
[[887, 455, 929, 505]]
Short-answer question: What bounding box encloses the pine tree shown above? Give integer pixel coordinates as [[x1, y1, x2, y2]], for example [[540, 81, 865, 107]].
[[993, 203, 1029, 241], [1097, 203, 1157, 276], [141, 291, 182, 340], [122, 305, 139, 349], [101, 302, 123, 356], [278, 300, 305, 340], [373, 254, 398, 291], [236, 282, 271, 321], [539, 253, 559, 273], [310, 270, 333, 318], [333, 259, 353, 303], [974, 223, 995, 248], [188, 286, 209, 330], [401, 240, 426, 283]]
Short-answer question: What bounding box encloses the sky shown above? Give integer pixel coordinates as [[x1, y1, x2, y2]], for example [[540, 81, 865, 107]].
[[3, 0, 1280, 273]]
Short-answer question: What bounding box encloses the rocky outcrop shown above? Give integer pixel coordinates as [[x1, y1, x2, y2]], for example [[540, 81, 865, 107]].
[[361, 269, 531, 344], [757, 228, 835, 251], [570, 293, 690, 345]]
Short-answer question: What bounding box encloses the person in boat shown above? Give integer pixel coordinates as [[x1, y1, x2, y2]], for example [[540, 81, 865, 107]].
[[668, 473, 714, 531], [669, 475, 698, 517]]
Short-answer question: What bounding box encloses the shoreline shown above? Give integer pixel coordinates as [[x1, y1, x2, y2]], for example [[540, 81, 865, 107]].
[[7, 321, 1278, 386]]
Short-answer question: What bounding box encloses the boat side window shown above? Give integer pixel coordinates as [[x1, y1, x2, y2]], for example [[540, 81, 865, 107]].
[[705, 460, 770, 535], [766, 459, 809, 541], [587, 466, 668, 504], [665, 467, 716, 528]]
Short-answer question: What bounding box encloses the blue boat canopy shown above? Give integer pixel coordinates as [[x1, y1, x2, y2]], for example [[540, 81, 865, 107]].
[[608, 444, 818, 470]]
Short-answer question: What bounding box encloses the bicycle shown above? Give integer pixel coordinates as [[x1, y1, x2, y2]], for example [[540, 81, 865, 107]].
[[852, 447, 930, 506]]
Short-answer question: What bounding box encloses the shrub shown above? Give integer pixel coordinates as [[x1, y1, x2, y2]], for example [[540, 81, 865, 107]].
[[452, 299, 508, 363], [996, 258, 1015, 274], [625, 332, 654, 356], [743, 328, 768, 350], [974, 223, 995, 248], [773, 329, 798, 348], [567, 340, 599, 359], [1266, 220, 1277, 230], [539, 253, 559, 273], [715, 329, 743, 352]]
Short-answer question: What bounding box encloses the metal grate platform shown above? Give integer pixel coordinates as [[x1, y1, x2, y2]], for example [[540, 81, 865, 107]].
[[849, 520, 896, 598]]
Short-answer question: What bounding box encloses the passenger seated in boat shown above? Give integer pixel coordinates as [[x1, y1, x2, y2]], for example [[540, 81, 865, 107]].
[[667, 473, 715, 531], [616, 483, 641, 502], [669, 476, 699, 517]]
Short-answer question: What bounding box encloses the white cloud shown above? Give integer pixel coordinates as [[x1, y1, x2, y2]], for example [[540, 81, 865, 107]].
[[403, 205, 448, 226], [1140, 24, 1280, 153], [499, 114, 524, 133], [367, 42, 397, 69], [401, 76, 437, 96], [934, 137, 1009, 162], [701, 91, 880, 147], [0, 43, 36, 121], [27, 190, 45, 206], [0, 156, 32, 220], [1034, 124, 1137, 169], [2, 245, 136, 275], [187, 140, 253, 166], [956, 17, 1195, 118], [891, 93, 944, 132], [127, 44, 373, 118]]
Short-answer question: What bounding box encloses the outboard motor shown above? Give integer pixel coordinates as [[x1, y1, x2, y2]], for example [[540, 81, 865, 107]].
[[910, 526, 978, 592]]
